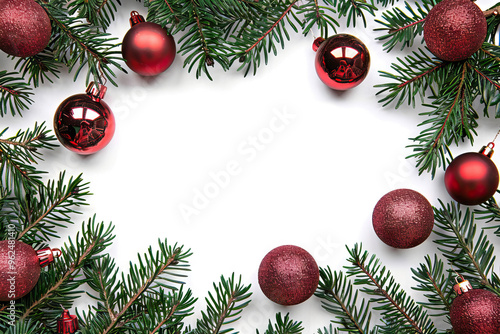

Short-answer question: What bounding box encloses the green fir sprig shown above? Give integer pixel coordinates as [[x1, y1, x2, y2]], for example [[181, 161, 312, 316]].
[[257, 313, 304, 334]]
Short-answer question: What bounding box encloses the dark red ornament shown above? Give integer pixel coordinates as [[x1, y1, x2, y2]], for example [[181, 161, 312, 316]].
[[258, 245, 319, 306], [57, 309, 79, 334], [54, 82, 115, 155], [122, 11, 176, 76], [313, 34, 370, 90], [444, 143, 499, 206], [423, 0, 487, 62], [450, 278, 500, 334], [0, 240, 61, 301], [372, 188, 434, 249], [0, 0, 52, 57]]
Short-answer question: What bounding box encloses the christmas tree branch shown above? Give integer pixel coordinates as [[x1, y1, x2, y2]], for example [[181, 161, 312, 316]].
[[345, 244, 436, 333], [0, 71, 33, 117], [296, 0, 339, 37], [334, 0, 377, 28], [315, 266, 375, 333], [67, 0, 122, 30], [257, 313, 303, 334]]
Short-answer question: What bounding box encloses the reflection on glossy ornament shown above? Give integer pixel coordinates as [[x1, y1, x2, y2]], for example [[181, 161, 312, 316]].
[[54, 82, 115, 155], [122, 11, 176, 76], [444, 143, 499, 205], [314, 34, 370, 90]]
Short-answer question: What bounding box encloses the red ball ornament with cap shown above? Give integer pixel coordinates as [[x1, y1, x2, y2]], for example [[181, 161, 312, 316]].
[[0, 240, 61, 301], [450, 277, 500, 333], [122, 11, 176, 76], [444, 143, 499, 206], [313, 34, 370, 90], [54, 82, 115, 155]]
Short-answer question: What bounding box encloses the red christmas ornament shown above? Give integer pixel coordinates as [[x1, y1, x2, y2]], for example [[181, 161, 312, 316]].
[[122, 11, 176, 76], [258, 245, 319, 306], [54, 82, 115, 155], [423, 0, 487, 62], [57, 309, 79, 334], [444, 143, 499, 206], [372, 189, 434, 249], [313, 34, 370, 90], [0, 0, 52, 57], [450, 278, 500, 334], [0, 240, 61, 301]]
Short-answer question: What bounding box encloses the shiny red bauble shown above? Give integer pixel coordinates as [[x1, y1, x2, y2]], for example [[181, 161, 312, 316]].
[[450, 279, 500, 334], [0, 0, 52, 57], [54, 82, 115, 155], [423, 0, 487, 62], [122, 11, 176, 76], [258, 245, 319, 306], [313, 34, 370, 90], [444, 144, 499, 205], [372, 189, 434, 249]]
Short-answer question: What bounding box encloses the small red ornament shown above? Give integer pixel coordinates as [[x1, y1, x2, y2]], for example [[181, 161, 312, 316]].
[[0, 240, 61, 301], [258, 245, 319, 306], [57, 309, 79, 334], [372, 189, 434, 249], [54, 82, 115, 155], [423, 0, 487, 62], [313, 34, 370, 90], [444, 143, 499, 206], [122, 11, 176, 76], [0, 0, 52, 57], [450, 278, 500, 334]]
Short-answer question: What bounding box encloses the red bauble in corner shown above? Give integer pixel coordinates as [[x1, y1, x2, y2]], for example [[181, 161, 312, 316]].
[[0, 0, 52, 57], [0, 240, 61, 301], [423, 0, 486, 62], [444, 144, 499, 206], [450, 279, 500, 334], [258, 245, 319, 306], [54, 82, 115, 155], [122, 11, 176, 76], [313, 34, 370, 90], [372, 189, 434, 249]]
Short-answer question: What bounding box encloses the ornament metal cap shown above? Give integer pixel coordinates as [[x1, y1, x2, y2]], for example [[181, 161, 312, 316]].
[[57, 309, 79, 334], [129, 11, 145, 27], [453, 278, 473, 295], [37, 247, 62, 268], [479, 142, 495, 158], [85, 81, 107, 102]]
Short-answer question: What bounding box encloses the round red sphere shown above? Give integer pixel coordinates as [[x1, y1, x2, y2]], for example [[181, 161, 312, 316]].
[[122, 22, 176, 76], [423, 0, 487, 62], [444, 152, 499, 205], [314, 34, 370, 90], [0, 0, 51, 57], [450, 289, 500, 334], [258, 245, 319, 306], [0, 240, 41, 301], [54, 90, 115, 155], [372, 189, 434, 249]]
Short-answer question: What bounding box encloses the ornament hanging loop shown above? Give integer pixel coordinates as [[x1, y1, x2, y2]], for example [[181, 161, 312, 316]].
[[480, 142, 495, 158]]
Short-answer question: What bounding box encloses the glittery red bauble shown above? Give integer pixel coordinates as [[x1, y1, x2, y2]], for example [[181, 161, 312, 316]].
[[423, 0, 487, 62], [258, 245, 319, 306], [54, 82, 115, 155], [372, 189, 434, 249], [450, 288, 500, 334], [444, 148, 499, 206], [122, 12, 176, 76], [0, 240, 41, 301], [314, 34, 370, 90], [0, 0, 51, 57]]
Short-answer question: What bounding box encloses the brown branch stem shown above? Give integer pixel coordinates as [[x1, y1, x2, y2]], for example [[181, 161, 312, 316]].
[[484, 6, 500, 18]]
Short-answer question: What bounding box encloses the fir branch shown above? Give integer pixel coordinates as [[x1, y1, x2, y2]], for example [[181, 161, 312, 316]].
[[411, 255, 455, 317], [67, 0, 122, 31], [345, 244, 437, 334], [3, 319, 48, 334], [433, 201, 496, 290], [315, 266, 376, 333], [0, 71, 33, 117], [296, 0, 339, 37], [257, 312, 304, 334], [12, 217, 115, 328], [188, 273, 252, 334], [333, 0, 377, 28]]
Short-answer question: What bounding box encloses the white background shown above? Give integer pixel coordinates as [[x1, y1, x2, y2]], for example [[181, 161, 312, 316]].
[[2, 0, 499, 332]]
